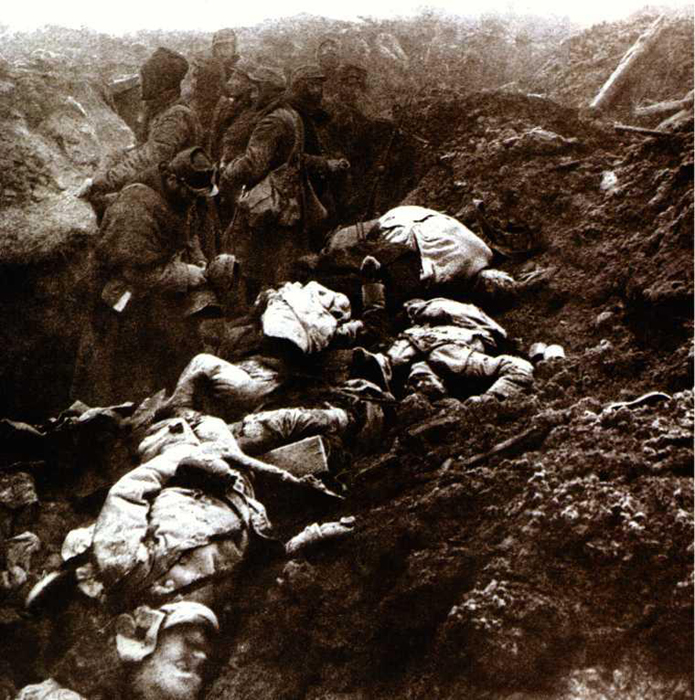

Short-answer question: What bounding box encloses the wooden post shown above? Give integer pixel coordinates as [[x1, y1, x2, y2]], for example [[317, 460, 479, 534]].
[[589, 15, 666, 112], [634, 89, 694, 118], [614, 123, 680, 138]]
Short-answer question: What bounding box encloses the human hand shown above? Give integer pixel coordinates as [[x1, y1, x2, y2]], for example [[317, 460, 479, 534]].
[[327, 158, 350, 173], [174, 454, 237, 495], [186, 264, 208, 289]]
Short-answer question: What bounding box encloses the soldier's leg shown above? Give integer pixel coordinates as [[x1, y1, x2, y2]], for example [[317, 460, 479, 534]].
[[230, 406, 350, 455], [429, 346, 533, 400], [405, 361, 447, 399], [165, 353, 284, 421]]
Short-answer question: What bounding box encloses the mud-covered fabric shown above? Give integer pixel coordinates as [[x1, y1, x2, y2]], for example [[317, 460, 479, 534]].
[[404, 298, 507, 351], [99, 101, 203, 194], [209, 93, 253, 162], [230, 406, 350, 455], [260, 281, 351, 354], [223, 105, 332, 289], [71, 180, 208, 407], [224, 105, 330, 195], [87, 416, 271, 602], [321, 103, 380, 223], [378, 301, 533, 400], [95, 182, 205, 293], [378, 206, 493, 286], [16, 678, 85, 700], [392, 325, 490, 363], [189, 55, 228, 140], [427, 348, 534, 400], [167, 353, 285, 422], [216, 99, 273, 234]]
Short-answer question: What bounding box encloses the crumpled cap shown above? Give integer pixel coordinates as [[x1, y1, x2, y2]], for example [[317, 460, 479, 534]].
[[160, 600, 219, 632], [168, 147, 218, 196], [290, 64, 326, 86], [245, 64, 287, 89], [116, 602, 218, 664]]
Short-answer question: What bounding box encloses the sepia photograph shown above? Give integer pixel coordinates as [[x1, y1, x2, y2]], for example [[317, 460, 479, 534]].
[[0, 0, 693, 697]]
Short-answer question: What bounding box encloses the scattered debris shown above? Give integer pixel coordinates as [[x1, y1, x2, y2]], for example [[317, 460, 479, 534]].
[[605, 391, 672, 412]]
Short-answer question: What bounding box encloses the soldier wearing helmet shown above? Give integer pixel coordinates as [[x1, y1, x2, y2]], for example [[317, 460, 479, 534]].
[[211, 62, 287, 230], [187, 28, 241, 145]]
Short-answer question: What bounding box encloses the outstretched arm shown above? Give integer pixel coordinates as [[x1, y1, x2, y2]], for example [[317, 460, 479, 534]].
[[94, 108, 199, 194]]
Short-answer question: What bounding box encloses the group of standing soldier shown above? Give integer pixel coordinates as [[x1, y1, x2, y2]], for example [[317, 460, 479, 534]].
[[73, 28, 392, 408]]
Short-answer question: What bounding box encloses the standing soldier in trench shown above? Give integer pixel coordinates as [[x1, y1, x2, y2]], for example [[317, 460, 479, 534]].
[[214, 64, 287, 233], [208, 58, 259, 165], [188, 53, 227, 145], [78, 48, 202, 201], [78, 47, 221, 261], [71, 146, 220, 409], [220, 64, 349, 301], [188, 28, 241, 146], [322, 62, 379, 224], [315, 35, 342, 106]]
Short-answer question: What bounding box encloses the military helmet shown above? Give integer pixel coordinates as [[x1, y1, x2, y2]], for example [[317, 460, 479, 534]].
[[166, 147, 218, 197], [246, 65, 287, 89], [290, 63, 326, 87], [213, 27, 237, 47]]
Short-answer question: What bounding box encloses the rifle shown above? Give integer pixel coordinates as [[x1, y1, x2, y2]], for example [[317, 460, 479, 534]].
[[361, 91, 423, 222]]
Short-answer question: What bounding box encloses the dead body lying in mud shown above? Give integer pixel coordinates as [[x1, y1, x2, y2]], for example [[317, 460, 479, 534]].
[[17, 601, 220, 700], [12, 204, 545, 699], [19, 381, 354, 699]]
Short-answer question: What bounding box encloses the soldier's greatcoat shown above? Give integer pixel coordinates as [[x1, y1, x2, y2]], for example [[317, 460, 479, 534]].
[[72, 171, 208, 407], [99, 98, 203, 194]]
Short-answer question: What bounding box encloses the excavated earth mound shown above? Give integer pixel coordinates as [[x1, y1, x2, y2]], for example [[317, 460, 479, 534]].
[[203, 91, 693, 700], [206, 390, 693, 700], [403, 90, 693, 400], [534, 12, 694, 111], [0, 64, 133, 419]]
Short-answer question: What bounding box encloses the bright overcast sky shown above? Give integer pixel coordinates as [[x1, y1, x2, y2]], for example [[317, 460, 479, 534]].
[[2, 0, 690, 33]]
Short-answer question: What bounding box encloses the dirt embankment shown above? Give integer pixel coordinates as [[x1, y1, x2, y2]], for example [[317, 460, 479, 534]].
[[205, 17, 693, 697], [403, 89, 693, 396], [0, 63, 133, 419], [534, 12, 694, 112]]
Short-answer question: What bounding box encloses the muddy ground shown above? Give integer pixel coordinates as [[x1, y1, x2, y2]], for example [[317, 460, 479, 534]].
[[202, 85, 693, 698], [0, 9, 693, 700]]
